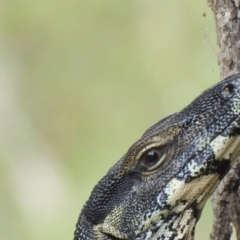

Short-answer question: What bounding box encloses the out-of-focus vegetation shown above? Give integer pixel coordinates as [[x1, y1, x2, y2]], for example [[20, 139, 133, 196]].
[[0, 1, 232, 240]]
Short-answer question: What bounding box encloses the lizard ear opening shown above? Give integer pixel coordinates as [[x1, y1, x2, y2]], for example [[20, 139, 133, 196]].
[[222, 83, 234, 97]]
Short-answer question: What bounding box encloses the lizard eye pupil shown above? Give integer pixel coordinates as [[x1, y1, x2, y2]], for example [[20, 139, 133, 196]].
[[144, 150, 160, 166]]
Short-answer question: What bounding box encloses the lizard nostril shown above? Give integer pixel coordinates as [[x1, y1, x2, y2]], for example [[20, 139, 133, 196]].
[[222, 83, 234, 96]]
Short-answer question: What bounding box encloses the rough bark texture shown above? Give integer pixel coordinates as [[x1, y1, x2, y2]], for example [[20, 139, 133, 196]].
[[207, 1, 240, 239]]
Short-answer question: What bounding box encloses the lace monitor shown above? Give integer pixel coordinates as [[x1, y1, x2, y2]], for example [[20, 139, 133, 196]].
[[74, 74, 240, 240]]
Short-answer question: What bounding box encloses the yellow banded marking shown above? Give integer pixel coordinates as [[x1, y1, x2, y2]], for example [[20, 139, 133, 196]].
[[232, 98, 240, 115], [210, 135, 240, 161], [101, 206, 125, 239]]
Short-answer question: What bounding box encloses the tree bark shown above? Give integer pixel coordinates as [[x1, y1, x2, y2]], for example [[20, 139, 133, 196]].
[[207, 1, 240, 239]]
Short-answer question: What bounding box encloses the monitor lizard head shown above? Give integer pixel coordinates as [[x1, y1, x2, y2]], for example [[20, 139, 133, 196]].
[[74, 74, 240, 240]]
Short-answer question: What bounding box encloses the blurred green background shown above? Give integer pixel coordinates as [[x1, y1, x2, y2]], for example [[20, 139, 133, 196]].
[[0, 0, 234, 239]]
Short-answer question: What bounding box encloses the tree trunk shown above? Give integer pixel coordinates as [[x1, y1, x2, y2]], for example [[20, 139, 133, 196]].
[[207, 1, 240, 239]]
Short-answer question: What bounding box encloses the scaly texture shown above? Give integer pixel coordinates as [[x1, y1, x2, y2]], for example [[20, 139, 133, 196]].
[[207, 1, 240, 239], [74, 74, 240, 240]]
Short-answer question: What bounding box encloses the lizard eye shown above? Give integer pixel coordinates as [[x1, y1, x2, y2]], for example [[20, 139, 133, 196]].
[[143, 150, 160, 166], [141, 148, 166, 170]]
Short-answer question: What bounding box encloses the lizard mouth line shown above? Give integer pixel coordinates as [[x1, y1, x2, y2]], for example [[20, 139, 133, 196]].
[[103, 233, 126, 240]]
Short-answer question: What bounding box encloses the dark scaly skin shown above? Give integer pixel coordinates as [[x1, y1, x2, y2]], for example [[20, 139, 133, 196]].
[[74, 74, 240, 240]]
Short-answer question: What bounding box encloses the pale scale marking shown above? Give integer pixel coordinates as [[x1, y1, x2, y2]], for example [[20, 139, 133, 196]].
[[187, 160, 206, 177], [232, 98, 240, 115], [210, 135, 240, 160], [159, 174, 218, 212]]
